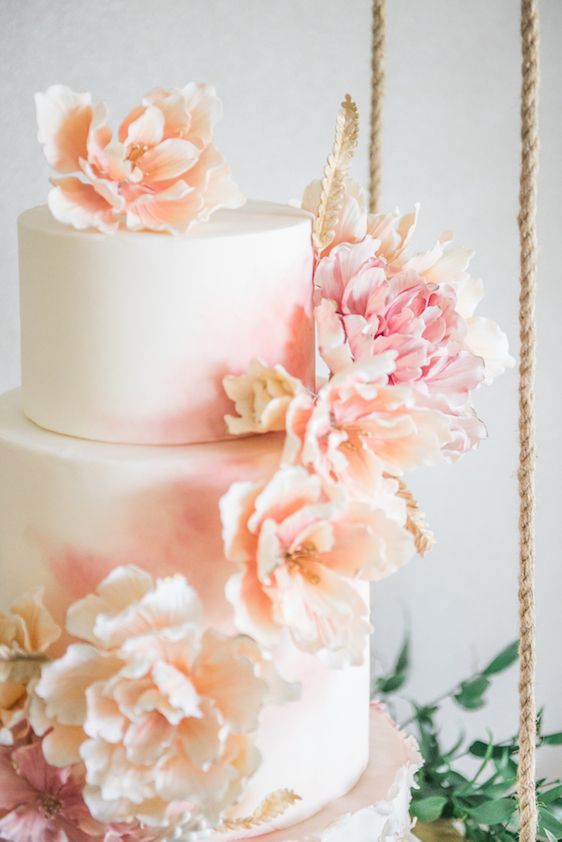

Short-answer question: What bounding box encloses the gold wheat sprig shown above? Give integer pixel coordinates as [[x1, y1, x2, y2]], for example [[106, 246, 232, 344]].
[[395, 479, 435, 557], [220, 788, 302, 832], [312, 94, 360, 255]]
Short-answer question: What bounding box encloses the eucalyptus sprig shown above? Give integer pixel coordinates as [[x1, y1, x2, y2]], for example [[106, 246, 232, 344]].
[[373, 638, 562, 840]]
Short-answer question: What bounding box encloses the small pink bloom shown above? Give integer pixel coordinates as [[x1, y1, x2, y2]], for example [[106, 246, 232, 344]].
[[220, 463, 414, 666], [0, 734, 100, 842], [31, 567, 293, 831], [36, 84, 244, 234]]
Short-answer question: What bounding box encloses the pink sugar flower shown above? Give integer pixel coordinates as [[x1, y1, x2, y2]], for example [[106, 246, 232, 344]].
[[35, 84, 244, 234], [0, 735, 100, 842], [31, 566, 293, 831], [314, 237, 485, 395], [221, 464, 414, 666], [284, 354, 451, 493]]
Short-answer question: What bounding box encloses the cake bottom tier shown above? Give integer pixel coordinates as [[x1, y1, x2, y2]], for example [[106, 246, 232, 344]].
[[0, 390, 370, 837]]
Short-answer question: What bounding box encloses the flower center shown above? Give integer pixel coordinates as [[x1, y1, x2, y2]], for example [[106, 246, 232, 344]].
[[38, 792, 63, 818], [284, 543, 321, 584], [126, 142, 150, 163]]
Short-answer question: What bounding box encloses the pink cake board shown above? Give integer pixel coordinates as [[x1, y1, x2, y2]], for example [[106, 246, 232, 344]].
[[244, 703, 422, 842]]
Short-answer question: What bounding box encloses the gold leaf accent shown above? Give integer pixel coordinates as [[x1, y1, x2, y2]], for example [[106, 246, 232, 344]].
[[312, 94, 360, 255], [395, 479, 435, 557], [221, 788, 302, 831], [415, 820, 464, 841], [0, 648, 48, 684]]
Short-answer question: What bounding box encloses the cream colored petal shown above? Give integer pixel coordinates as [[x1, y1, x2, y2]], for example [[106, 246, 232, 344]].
[[36, 643, 120, 726], [67, 565, 154, 644], [194, 629, 267, 732], [464, 316, 515, 383], [152, 660, 201, 719], [9, 589, 60, 653]]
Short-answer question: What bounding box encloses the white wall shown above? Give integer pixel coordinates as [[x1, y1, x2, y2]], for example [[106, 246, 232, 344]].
[[0, 0, 560, 776]]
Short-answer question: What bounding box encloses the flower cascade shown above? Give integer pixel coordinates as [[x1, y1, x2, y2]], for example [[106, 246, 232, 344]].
[[35, 83, 245, 234], [220, 96, 512, 668]]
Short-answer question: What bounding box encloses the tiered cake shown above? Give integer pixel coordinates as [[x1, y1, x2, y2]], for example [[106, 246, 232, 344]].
[[0, 82, 511, 842], [2, 201, 373, 834]]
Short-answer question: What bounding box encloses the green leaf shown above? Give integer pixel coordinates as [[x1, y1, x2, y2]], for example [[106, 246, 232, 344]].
[[541, 785, 562, 805], [469, 797, 516, 825], [454, 676, 491, 710], [469, 740, 509, 760], [374, 636, 410, 695], [545, 830, 558, 842], [541, 732, 562, 746], [482, 641, 519, 676], [539, 807, 562, 838], [411, 794, 448, 823]]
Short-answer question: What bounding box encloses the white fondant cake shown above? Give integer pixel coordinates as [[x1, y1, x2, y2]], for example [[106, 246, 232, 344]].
[[19, 202, 314, 445]]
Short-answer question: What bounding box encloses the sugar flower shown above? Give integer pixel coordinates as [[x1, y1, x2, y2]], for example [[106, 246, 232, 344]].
[[220, 465, 415, 666], [285, 354, 451, 487], [0, 734, 100, 842], [31, 566, 293, 831], [0, 589, 60, 745], [224, 358, 306, 436], [36, 83, 245, 234]]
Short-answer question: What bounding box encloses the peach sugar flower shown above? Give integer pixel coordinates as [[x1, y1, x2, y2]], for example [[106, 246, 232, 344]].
[[0, 589, 60, 746], [220, 465, 415, 666], [31, 566, 293, 832], [284, 353, 451, 493], [35, 83, 244, 234], [224, 359, 306, 435]]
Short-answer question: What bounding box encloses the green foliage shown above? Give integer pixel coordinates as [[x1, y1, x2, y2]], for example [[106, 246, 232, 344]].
[[374, 638, 562, 840]]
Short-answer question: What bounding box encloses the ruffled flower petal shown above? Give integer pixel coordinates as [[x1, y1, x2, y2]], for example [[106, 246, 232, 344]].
[[224, 358, 304, 435], [48, 177, 118, 234], [137, 138, 200, 182], [35, 84, 93, 173], [463, 316, 515, 383]]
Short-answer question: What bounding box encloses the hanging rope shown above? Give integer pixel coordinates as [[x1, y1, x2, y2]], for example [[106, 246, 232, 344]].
[[518, 1, 539, 840], [368, 0, 385, 213]]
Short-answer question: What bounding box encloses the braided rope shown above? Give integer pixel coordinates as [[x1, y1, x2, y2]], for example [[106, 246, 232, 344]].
[[368, 0, 385, 213], [518, 1, 540, 840]]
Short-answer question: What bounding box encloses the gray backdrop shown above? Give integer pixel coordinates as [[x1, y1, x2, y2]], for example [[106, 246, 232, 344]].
[[0, 0, 560, 776]]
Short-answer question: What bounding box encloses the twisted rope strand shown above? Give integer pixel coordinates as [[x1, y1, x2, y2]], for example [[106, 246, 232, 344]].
[[518, 1, 539, 840], [369, 0, 385, 213]]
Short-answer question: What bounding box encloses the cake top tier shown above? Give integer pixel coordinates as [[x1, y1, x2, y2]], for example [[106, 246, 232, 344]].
[[19, 199, 314, 445]]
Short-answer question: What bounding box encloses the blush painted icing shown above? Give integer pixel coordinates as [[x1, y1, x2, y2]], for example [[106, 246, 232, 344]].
[[0, 390, 369, 835], [18, 201, 314, 445]]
